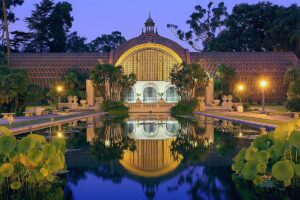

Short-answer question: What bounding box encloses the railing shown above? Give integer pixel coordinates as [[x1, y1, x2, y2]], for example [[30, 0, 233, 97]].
[[124, 102, 177, 113]]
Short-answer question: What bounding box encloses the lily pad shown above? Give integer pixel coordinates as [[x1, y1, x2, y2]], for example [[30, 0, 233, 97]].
[[241, 161, 257, 180], [245, 147, 258, 161], [253, 175, 264, 185], [27, 134, 46, 146], [257, 150, 270, 163], [51, 138, 66, 153], [257, 162, 267, 174], [0, 163, 14, 177], [232, 160, 244, 172], [271, 160, 294, 181], [294, 164, 300, 177], [252, 135, 273, 150], [42, 144, 56, 158], [233, 148, 247, 162], [0, 136, 17, 155], [0, 126, 12, 136], [10, 181, 21, 190], [274, 123, 295, 141], [288, 131, 300, 149], [284, 179, 291, 187], [17, 137, 36, 153], [28, 148, 43, 164]]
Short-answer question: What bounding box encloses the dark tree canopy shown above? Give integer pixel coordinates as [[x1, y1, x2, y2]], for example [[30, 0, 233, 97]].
[[207, 2, 300, 57], [24, 0, 73, 52], [66, 31, 89, 52], [88, 31, 126, 53], [167, 1, 228, 51]]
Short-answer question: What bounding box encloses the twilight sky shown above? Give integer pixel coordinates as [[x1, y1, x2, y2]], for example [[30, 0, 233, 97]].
[[11, 0, 298, 51]]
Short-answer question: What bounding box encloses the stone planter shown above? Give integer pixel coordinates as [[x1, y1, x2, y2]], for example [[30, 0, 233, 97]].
[[237, 105, 244, 113], [80, 100, 87, 107], [68, 96, 73, 104], [213, 99, 220, 106], [73, 96, 78, 104]]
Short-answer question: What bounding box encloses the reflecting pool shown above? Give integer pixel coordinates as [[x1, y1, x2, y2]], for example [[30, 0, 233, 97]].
[[8, 114, 300, 200]]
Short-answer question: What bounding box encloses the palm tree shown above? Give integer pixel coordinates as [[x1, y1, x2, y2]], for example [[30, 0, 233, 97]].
[[215, 64, 236, 95]]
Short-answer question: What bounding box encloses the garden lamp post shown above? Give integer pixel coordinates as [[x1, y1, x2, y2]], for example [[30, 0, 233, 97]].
[[237, 84, 245, 103], [56, 85, 63, 104], [259, 80, 268, 113]]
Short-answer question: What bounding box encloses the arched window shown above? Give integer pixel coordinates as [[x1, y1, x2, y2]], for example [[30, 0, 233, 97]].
[[166, 87, 179, 102], [143, 86, 158, 103], [166, 122, 179, 134], [124, 87, 135, 102], [143, 123, 158, 137]]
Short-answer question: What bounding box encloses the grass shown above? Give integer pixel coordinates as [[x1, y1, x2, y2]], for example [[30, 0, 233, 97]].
[[26, 105, 56, 110], [249, 105, 287, 115]]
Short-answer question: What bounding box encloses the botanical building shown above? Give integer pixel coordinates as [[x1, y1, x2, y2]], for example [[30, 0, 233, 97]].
[[10, 16, 299, 104]]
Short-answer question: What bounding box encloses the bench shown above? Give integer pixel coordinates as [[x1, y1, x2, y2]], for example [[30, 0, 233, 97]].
[[289, 112, 300, 118]]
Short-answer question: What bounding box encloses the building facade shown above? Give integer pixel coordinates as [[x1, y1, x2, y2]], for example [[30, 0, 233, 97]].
[[10, 16, 299, 103]]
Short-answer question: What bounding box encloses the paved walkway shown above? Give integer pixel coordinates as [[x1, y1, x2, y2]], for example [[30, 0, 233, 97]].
[[221, 112, 292, 123]]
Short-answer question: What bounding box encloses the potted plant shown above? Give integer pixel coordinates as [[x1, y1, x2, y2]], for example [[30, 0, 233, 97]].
[[158, 92, 164, 103], [136, 93, 141, 103]]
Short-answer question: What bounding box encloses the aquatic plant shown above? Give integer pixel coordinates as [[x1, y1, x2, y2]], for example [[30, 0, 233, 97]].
[[0, 126, 66, 190], [232, 120, 300, 187]]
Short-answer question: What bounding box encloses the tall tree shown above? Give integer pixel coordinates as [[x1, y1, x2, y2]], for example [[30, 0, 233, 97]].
[[215, 64, 236, 95], [89, 31, 126, 53], [66, 31, 89, 52], [25, 0, 73, 52], [63, 69, 88, 97], [1, 0, 24, 63], [167, 1, 227, 51], [48, 1, 73, 52], [170, 63, 209, 101], [25, 0, 54, 52], [207, 2, 300, 57]]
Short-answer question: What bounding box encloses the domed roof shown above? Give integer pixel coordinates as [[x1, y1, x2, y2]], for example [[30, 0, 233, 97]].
[[145, 15, 155, 26], [113, 33, 187, 63]]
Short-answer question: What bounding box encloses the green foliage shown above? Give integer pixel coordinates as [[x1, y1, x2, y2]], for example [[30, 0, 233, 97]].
[[88, 31, 126, 53], [232, 120, 300, 188], [0, 126, 66, 190], [286, 98, 300, 112], [167, 1, 227, 51], [90, 64, 136, 101], [103, 101, 129, 116], [171, 99, 197, 115], [215, 64, 236, 95], [63, 69, 88, 98], [170, 63, 209, 101]]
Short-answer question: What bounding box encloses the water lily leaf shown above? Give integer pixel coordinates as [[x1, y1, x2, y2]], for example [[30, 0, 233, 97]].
[[272, 160, 294, 181], [35, 172, 44, 181], [288, 131, 300, 149], [241, 161, 257, 180], [40, 168, 49, 177], [0, 175, 4, 184], [51, 138, 66, 153], [270, 141, 287, 158], [294, 164, 300, 177], [47, 174, 54, 182], [17, 137, 35, 153], [253, 175, 264, 185], [42, 144, 56, 159], [45, 157, 61, 173], [10, 181, 21, 190], [19, 154, 28, 167], [0, 126, 12, 136], [232, 160, 244, 172], [257, 162, 267, 174], [28, 148, 43, 164], [284, 179, 291, 187], [57, 151, 65, 169], [233, 148, 247, 162], [0, 163, 14, 177], [274, 123, 295, 141], [0, 136, 17, 155], [27, 134, 46, 146], [245, 147, 258, 161], [252, 135, 273, 150], [256, 150, 270, 163]]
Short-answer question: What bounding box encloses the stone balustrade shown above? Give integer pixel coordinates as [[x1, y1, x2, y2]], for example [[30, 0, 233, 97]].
[[125, 102, 177, 113]]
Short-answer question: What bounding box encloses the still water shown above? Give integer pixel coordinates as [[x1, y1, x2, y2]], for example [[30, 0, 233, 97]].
[[7, 114, 299, 200]]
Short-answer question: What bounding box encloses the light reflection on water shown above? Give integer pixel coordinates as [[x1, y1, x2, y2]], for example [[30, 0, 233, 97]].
[[10, 114, 299, 200]]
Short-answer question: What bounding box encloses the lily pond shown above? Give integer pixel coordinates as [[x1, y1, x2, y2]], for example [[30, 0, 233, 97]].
[[3, 114, 299, 200]]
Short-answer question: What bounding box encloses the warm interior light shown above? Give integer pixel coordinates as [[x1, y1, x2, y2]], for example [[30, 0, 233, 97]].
[[238, 84, 245, 91], [260, 80, 268, 88], [56, 86, 63, 92], [57, 131, 64, 138]]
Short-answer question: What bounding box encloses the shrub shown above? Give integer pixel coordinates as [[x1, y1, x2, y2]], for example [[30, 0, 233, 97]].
[[232, 120, 300, 188], [171, 99, 198, 115], [286, 98, 300, 112], [103, 100, 129, 116], [0, 126, 66, 190]]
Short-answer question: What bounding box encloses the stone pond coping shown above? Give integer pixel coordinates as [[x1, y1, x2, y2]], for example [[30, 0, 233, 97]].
[[194, 112, 277, 131], [10, 112, 106, 135]]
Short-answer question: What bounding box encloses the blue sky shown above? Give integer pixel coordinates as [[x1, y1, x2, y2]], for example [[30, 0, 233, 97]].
[[11, 0, 298, 50]]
